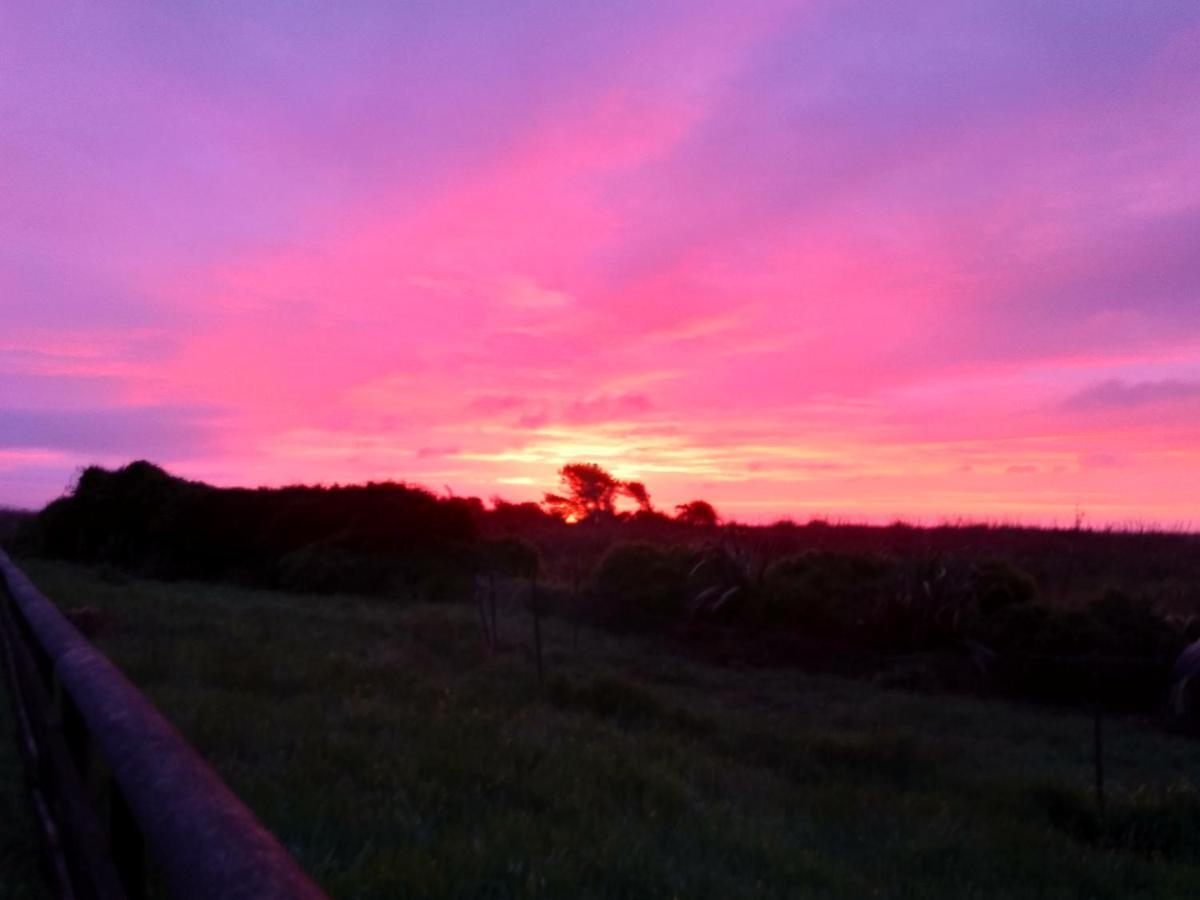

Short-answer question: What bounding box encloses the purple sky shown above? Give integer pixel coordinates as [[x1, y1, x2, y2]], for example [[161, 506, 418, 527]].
[[3, 2, 1200, 524]]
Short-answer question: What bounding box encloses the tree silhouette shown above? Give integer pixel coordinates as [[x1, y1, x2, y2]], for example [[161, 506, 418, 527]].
[[622, 480, 653, 513], [675, 500, 719, 527], [543, 463, 621, 521], [542, 463, 656, 522]]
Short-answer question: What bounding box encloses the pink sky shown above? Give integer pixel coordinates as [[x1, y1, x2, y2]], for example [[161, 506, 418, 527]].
[[3, 1, 1200, 525]]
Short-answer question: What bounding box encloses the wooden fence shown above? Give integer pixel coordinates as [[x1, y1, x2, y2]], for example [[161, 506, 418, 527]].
[[0, 550, 327, 900]]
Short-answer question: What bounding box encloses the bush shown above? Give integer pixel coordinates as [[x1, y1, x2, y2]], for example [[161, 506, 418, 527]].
[[976, 589, 1183, 660], [972, 559, 1036, 614], [1087, 589, 1184, 659], [972, 589, 1186, 708], [592, 542, 692, 628], [757, 552, 895, 634]]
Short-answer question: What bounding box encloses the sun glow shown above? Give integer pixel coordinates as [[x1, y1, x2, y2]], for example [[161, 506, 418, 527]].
[[2, 4, 1198, 524]]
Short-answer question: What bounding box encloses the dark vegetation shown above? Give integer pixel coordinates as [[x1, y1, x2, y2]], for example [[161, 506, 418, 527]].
[[17, 559, 1200, 898], [0, 508, 32, 545], [9, 462, 1200, 895], [15, 461, 478, 596], [12, 460, 1200, 714]]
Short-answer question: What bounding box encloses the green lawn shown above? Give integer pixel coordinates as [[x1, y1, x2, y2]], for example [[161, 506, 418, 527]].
[[16, 558, 1200, 899]]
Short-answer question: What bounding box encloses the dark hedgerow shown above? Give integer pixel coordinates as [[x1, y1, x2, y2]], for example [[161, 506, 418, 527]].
[[14, 459, 1200, 714], [16, 460, 478, 596]]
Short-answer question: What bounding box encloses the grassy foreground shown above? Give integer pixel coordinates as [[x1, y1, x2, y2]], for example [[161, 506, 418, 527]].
[[16, 559, 1200, 899]]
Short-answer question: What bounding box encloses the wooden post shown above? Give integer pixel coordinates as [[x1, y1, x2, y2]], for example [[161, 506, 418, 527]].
[[1093, 704, 1105, 813], [531, 574, 544, 685], [488, 573, 499, 649], [475, 580, 492, 651]]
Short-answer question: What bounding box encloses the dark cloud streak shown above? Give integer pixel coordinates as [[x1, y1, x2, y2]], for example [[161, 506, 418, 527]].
[[1063, 379, 1200, 411], [0, 405, 221, 456]]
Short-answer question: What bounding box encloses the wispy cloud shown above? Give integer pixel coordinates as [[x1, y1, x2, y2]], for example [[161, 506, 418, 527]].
[[1064, 379, 1200, 411], [562, 393, 654, 425], [3, 2, 1199, 523], [0, 406, 221, 456]]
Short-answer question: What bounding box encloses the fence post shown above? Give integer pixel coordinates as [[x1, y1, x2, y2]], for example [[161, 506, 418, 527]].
[[531, 574, 544, 685], [489, 573, 499, 649]]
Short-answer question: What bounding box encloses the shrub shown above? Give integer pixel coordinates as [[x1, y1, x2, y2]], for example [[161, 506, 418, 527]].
[[972, 559, 1036, 614], [972, 589, 1186, 708], [757, 551, 895, 634], [546, 673, 711, 733], [592, 542, 692, 628], [976, 589, 1182, 660], [1087, 589, 1184, 659]]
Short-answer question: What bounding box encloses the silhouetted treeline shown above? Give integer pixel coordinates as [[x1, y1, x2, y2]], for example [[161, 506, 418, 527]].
[[746, 519, 1200, 613], [0, 507, 32, 543], [507, 517, 1200, 612], [12, 460, 1200, 713], [15, 461, 480, 594], [475, 510, 1200, 712], [559, 537, 1192, 711]]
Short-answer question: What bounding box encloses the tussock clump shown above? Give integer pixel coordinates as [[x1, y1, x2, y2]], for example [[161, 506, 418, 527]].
[[1033, 781, 1200, 861], [807, 729, 933, 786], [547, 673, 712, 734]]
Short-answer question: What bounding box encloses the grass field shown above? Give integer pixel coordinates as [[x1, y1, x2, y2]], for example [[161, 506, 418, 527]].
[[14, 558, 1200, 898]]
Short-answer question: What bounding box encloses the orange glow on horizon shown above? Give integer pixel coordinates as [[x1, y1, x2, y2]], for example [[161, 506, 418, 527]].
[[2, 5, 1199, 526]]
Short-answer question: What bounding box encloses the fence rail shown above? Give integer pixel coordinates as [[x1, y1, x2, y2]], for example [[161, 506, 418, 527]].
[[0, 550, 327, 900]]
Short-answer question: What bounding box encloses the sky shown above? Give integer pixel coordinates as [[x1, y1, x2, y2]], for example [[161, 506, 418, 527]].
[[3, 1, 1199, 525]]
